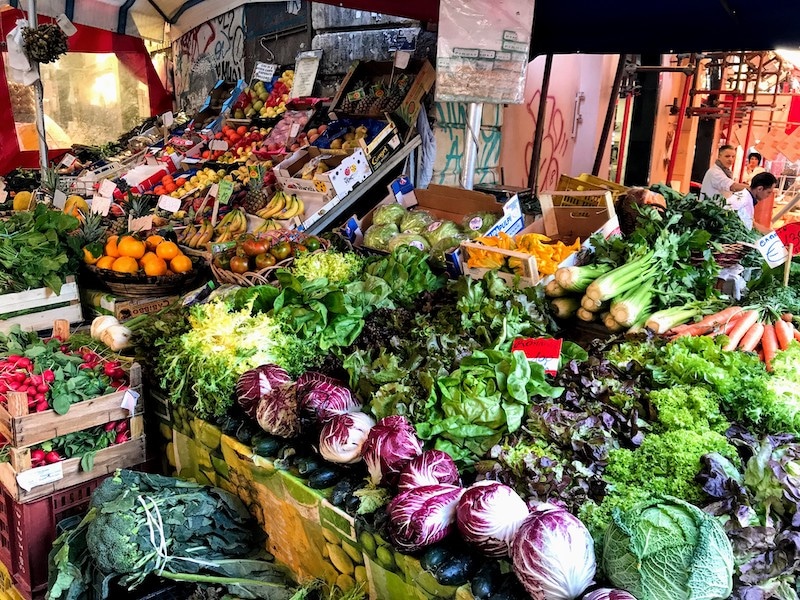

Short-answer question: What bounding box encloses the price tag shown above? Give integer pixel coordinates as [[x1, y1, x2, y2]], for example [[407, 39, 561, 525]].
[[511, 337, 563, 376], [170, 152, 182, 169], [776, 222, 800, 254], [16, 462, 64, 492], [58, 153, 77, 168], [91, 195, 111, 216], [217, 180, 234, 205], [158, 195, 182, 213], [0, 189, 7, 205], [756, 230, 790, 268], [289, 123, 301, 139], [52, 189, 67, 209], [56, 13, 78, 36], [121, 389, 140, 413], [291, 50, 322, 98], [97, 179, 117, 198], [209, 139, 229, 151], [207, 183, 219, 198], [162, 111, 174, 127], [252, 61, 277, 82], [394, 50, 412, 70], [129, 215, 154, 232]]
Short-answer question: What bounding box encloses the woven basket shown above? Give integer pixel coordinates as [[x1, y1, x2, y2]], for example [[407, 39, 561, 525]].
[[179, 244, 212, 265], [692, 242, 748, 268], [85, 258, 203, 298], [210, 230, 329, 287]]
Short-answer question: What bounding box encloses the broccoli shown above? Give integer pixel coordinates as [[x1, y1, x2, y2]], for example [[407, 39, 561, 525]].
[[85, 510, 148, 574]]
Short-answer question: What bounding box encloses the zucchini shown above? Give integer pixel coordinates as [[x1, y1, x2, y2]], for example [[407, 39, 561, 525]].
[[251, 436, 281, 457], [435, 555, 475, 586], [420, 546, 451, 572], [307, 467, 341, 489]]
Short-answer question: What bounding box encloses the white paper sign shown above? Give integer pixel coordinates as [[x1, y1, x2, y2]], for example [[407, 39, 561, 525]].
[[252, 62, 277, 82], [129, 215, 154, 232], [121, 389, 140, 413], [291, 50, 322, 98], [0, 189, 7, 205], [158, 194, 182, 213], [58, 153, 77, 168], [289, 123, 301, 139], [394, 50, 412, 70], [16, 462, 64, 492], [98, 179, 117, 198], [162, 111, 174, 127], [56, 13, 78, 36], [209, 139, 229, 151], [756, 231, 790, 268], [91, 195, 111, 216], [170, 152, 182, 169], [52, 189, 67, 209]]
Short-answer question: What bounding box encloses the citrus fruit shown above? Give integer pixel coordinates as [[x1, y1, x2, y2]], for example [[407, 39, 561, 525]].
[[140, 251, 158, 265], [145, 235, 165, 250], [104, 235, 120, 258], [170, 254, 192, 274], [143, 256, 168, 276], [111, 256, 139, 274], [117, 236, 146, 259], [156, 241, 179, 261], [95, 255, 116, 270], [82, 244, 102, 265]]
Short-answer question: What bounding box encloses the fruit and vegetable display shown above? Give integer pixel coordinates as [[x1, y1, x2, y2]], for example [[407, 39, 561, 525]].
[[211, 231, 323, 280], [465, 232, 582, 278], [232, 69, 294, 121]]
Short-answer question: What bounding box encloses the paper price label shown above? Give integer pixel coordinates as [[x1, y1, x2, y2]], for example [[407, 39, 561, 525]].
[[129, 215, 154, 232], [52, 189, 67, 209], [162, 111, 174, 127], [56, 13, 78, 36], [776, 222, 800, 254], [756, 231, 790, 268], [252, 62, 277, 82], [158, 195, 182, 213], [17, 462, 64, 492], [511, 337, 563, 376], [289, 123, 302, 139], [58, 153, 77, 168], [209, 139, 228, 151], [98, 179, 117, 198], [91, 195, 111, 216], [394, 50, 412, 70], [121, 389, 140, 413], [217, 180, 234, 205]]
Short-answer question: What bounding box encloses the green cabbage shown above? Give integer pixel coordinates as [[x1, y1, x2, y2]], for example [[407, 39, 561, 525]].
[[364, 223, 400, 251], [424, 220, 462, 247], [603, 496, 734, 600], [373, 203, 407, 227], [462, 211, 499, 237], [400, 210, 434, 234], [387, 233, 430, 253], [431, 235, 468, 264]]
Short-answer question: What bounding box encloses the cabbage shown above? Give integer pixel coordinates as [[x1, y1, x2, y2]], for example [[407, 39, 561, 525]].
[[603, 497, 733, 600], [400, 209, 434, 234], [373, 203, 407, 227], [511, 503, 596, 600], [456, 481, 529, 557], [430, 234, 468, 263], [462, 211, 499, 237], [386, 484, 464, 553], [362, 415, 423, 486], [387, 233, 430, 253], [397, 450, 460, 492], [319, 411, 375, 464], [363, 223, 399, 251], [296, 371, 361, 423], [236, 364, 293, 418], [424, 220, 462, 246], [582, 590, 638, 600], [255, 383, 301, 438]]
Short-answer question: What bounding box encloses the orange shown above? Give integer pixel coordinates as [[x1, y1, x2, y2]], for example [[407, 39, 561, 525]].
[[82, 246, 101, 265], [170, 254, 192, 274], [156, 241, 179, 261], [111, 256, 139, 274], [143, 256, 168, 276], [153, 185, 166, 195], [140, 251, 158, 265], [117, 236, 146, 259], [165, 183, 177, 193], [145, 235, 165, 250], [104, 235, 120, 258], [95, 255, 115, 270], [175, 178, 187, 187]]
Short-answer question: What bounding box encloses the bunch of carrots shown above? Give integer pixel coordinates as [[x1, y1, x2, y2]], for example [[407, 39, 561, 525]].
[[666, 306, 800, 370]]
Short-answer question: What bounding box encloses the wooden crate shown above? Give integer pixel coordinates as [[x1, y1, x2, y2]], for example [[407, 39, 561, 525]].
[[0, 363, 142, 449], [460, 241, 539, 287], [0, 421, 146, 503], [0, 277, 82, 333]]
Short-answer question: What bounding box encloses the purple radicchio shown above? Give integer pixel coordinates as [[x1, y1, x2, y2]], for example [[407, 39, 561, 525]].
[[319, 411, 375, 464], [581, 590, 637, 600], [511, 503, 595, 600], [386, 484, 464, 553], [397, 449, 460, 492], [236, 364, 293, 418], [362, 415, 423, 486], [255, 383, 300, 438], [296, 371, 361, 423], [456, 481, 529, 558]]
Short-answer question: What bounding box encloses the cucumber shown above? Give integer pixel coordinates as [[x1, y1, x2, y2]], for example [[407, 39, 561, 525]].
[[251, 436, 281, 457], [435, 555, 475, 586], [375, 545, 396, 571], [336, 573, 356, 592], [420, 546, 451, 572], [307, 467, 340, 489], [354, 565, 368, 585], [341, 539, 363, 564], [359, 530, 377, 557]]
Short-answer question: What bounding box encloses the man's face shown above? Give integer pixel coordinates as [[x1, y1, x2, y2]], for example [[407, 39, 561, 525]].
[[748, 157, 761, 169], [719, 149, 737, 169], [753, 184, 776, 203]]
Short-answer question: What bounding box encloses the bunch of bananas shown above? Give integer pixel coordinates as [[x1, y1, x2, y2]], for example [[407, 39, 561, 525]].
[[256, 191, 305, 221], [253, 219, 284, 233], [214, 208, 248, 243], [178, 220, 214, 248]]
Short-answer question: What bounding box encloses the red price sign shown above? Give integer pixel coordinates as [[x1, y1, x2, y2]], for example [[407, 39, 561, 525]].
[[776, 222, 800, 255], [511, 338, 563, 375]]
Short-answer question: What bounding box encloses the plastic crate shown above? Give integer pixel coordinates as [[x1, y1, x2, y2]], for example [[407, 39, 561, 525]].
[[554, 175, 610, 206], [576, 173, 628, 197]]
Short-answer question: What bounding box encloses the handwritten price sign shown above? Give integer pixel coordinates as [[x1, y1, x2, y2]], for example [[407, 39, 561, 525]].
[[511, 338, 563, 375], [776, 222, 800, 255], [756, 231, 790, 268]]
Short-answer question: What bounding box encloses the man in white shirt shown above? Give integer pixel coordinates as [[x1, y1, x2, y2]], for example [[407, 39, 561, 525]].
[[727, 172, 777, 231], [700, 145, 748, 199], [743, 152, 766, 184]]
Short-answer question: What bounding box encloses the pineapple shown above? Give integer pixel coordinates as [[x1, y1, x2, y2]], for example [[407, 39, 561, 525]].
[[38, 166, 60, 203], [108, 193, 149, 235], [78, 212, 107, 265], [243, 176, 268, 213]]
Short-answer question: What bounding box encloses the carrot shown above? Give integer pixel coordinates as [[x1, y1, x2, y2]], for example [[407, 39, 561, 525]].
[[673, 307, 745, 337], [762, 323, 779, 371], [781, 313, 794, 322], [795, 327, 800, 342], [774, 319, 793, 350], [723, 310, 760, 351], [710, 313, 745, 337], [738, 322, 765, 352], [758, 349, 765, 362]]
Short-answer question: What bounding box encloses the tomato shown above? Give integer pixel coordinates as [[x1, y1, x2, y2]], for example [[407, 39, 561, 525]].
[[304, 237, 321, 252], [242, 238, 269, 257], [213, 254, 231, 270], [229, 255, 251, 274], [293, 244, 308, 257], [270, 241, 292, 261], [254, 253, 277, 270]]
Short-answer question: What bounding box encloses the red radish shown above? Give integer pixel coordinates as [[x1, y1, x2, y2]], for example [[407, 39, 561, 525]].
[[104, 422, 117, 432], [35, 401, 48, 412], [115, 421, 128, 433], [44, 451, 62, 464], [30, 449, 45, 464], [37, 384, 48, 394], [115, 432, 129, 444], [762, 324, 779, 371], [42, 370, 54, 383]]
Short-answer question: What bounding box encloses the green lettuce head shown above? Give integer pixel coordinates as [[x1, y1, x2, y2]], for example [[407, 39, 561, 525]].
[[603, 496, 734, 600]]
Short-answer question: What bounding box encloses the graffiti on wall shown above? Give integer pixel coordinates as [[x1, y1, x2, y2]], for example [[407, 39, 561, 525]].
[[521, 91, 569, 191], [432, 102, 503, 185], [173, 8, 246, 111]]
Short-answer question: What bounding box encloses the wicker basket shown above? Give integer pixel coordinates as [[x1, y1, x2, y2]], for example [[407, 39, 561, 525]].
[[691, 242, 749, 268], [179, 244, 212, 265], [210, 230, 329, 287], [85, 259, 203, 298]]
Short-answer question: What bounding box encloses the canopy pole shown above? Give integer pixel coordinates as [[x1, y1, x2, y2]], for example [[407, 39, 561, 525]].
[[26, 0, 48, 177], [528, 53, 553, 193], [461, 103, 483, 190], [592, 54, 626, 176], [665, 55, 695, 187]]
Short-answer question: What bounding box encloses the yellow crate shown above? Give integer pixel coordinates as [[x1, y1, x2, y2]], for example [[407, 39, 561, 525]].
[[554, 175, 611, 206], [576, 173, 628, 198]]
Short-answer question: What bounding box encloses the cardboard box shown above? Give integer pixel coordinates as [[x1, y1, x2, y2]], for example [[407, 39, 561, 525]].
[[358, 117, 404, 170], [329, 60, 436, 127], [81, 289, 177, 321], [189, 80, 247, 134], [527, 190, 616, 244], [274, 148, 372, 200]]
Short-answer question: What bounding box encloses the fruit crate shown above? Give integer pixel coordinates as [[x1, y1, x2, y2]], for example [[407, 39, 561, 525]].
[[554, 175, 614, 206], [0, 363, 142, 449], [576, 173, 628, 199], [460, 241, 540, 287], [0, 277, 83, 334]]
